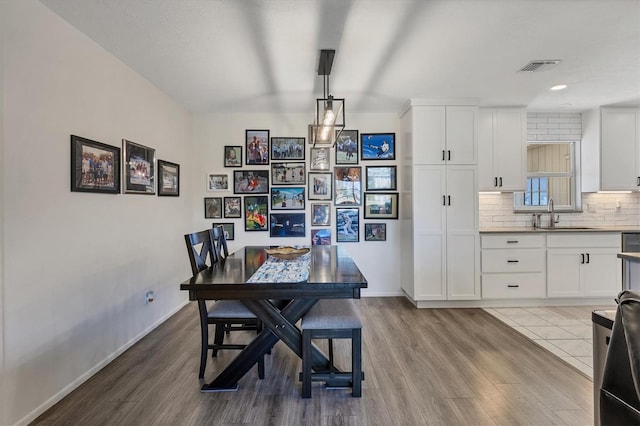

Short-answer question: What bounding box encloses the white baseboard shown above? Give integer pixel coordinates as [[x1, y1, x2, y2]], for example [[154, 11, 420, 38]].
[[15, 300, 190, 426], [361, 291, 404, 297]]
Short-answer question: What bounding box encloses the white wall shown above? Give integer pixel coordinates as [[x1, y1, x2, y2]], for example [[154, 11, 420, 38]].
[[2, 1, 194, 424], [192, 113, 403, 297]]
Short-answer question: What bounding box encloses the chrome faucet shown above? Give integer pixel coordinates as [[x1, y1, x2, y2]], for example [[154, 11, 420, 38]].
[[548, 197, 559, 228]]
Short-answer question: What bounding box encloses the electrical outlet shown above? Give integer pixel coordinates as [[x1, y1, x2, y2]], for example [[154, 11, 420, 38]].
[[145, 291, 154, 304]]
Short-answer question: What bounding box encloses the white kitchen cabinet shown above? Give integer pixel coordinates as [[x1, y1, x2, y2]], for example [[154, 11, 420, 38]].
[[600, 108, 640, 191], [480, 234, 546, 299], [478, 108, 526, 191], [546, 233, 621, 298], [400, 100, 479, 303], [413, 165, 478, 300], [413, 105, 477, 165]]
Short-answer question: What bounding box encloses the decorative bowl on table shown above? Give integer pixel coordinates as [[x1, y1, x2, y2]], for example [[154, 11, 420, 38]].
[[265, 246, 310, 260]]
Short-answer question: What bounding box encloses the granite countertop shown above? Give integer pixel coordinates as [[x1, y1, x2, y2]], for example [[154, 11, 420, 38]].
[[480, 226, 640, 234]]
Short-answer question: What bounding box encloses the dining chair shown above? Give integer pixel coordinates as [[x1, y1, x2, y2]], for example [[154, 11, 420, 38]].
[[600, 290, 640, 424], [184, 229, 264, 379], [300, 299, 363, 398], [212, 225, 229, 259]]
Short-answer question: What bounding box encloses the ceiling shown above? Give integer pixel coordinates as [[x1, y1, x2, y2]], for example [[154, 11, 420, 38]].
[[40, 0, 640, 115]]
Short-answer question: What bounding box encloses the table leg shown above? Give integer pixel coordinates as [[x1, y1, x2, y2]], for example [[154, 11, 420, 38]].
[[202, 298, 331, 391]]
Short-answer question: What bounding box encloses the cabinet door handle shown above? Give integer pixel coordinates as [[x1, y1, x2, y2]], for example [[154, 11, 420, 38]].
[[499, 177, 503, 187], [448, 150, 451, 161], [581, 253, 585, 264], [442, 150, 446, 161], [637, 176, 640, 186], [443, 195, 446, 206], [447, 195, 451, 206], [506, 240, 519, 244], [494, 177, 498, 187], [507, 284, 520, 288], [586, 253, 590, 264], [507, 259, 519, 263]]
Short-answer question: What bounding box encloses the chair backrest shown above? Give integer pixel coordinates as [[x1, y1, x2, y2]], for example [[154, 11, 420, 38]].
[[184, 229, 219, 275], [212, 224, 229, 259], [600, 290, 640, 424]]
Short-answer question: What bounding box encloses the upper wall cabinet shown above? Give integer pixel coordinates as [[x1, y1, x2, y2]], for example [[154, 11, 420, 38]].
[[413, 106, 477, 165], [600, 108, 640, 191], [478, 108, 526, 191]]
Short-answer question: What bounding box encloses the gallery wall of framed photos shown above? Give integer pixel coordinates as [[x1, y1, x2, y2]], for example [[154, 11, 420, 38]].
[[196, 121, 399, 248], [191, 112, 401, 296]]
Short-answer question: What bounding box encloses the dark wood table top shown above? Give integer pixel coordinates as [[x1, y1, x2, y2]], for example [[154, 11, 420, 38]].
[[180, 245, 368, 300]]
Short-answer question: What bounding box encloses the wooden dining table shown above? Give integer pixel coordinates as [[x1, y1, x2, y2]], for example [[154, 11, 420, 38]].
[[180, 245, 368, 392]]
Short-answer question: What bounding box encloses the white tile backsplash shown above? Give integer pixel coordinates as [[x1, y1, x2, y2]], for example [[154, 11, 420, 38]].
[[527, 112, 582, 141], [479, 192, 640, 228]]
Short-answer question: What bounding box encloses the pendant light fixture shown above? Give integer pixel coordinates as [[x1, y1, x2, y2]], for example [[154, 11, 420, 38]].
[[312, 49, 345, 146]]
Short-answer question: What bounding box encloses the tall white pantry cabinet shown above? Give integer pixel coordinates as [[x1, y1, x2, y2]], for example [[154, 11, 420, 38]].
[[400, 101, 480, 303]]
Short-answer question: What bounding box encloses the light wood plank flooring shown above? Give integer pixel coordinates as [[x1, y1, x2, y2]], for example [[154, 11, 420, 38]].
[[33, 298, 593, 425]]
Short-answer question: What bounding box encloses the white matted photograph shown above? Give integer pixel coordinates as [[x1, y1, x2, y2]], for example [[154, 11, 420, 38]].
[[207, 173, 229, 191]]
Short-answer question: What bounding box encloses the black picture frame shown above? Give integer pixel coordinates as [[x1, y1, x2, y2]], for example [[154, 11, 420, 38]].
[[70, 135, 120, 194], [213, 223, 235, 241], [335, 129, 359, 165], [365, 223, 387, 241], [269, 213, 306, 238], [223, 197, 242, 218], [334, 166, 362, 206], [270, 137, 305, 160], [360, 133, 395, 160], [157, 160, 180, 196], [366, 166, 397, 191], [363, 192, 399, 219], [246, 130, 269, 165], [271, 162, 306, 185], [123, 139, 156, 194], [233, 170, 269, 194], [204, 197, 223, 219], [271, 187, 305, 210], [244, 195, 269, 231], [224, 146, 242, 167], [336, 208, 359, 243], [308, 172, 332, 200]]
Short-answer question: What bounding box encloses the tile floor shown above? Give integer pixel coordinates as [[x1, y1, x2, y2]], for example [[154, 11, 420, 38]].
[[483, 305, 616, 378]]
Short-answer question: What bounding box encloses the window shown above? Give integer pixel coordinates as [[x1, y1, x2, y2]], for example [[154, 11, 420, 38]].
[[524, 177, 548, 206], [514, 141, 582, 212]]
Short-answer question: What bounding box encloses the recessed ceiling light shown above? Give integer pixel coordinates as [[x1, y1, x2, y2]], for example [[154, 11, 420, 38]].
[[550, 84, 567, 91]]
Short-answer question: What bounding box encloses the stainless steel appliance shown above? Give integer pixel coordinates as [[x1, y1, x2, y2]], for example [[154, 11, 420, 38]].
[[592, 310, 616, 426], [622, 233, 640, 290]]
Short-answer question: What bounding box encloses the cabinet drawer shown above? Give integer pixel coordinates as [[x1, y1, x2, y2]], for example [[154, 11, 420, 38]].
[[481, 234, 544, 249], [482, 273, 546, 299], [481, 249, 544, 273], [546, 233, 620, 248]]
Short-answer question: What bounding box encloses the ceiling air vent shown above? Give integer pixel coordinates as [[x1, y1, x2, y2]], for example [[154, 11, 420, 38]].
[[519, 60, 562, 72]]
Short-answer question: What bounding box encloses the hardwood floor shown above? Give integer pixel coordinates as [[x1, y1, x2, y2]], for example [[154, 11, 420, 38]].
[[33, 298, 593, 425]]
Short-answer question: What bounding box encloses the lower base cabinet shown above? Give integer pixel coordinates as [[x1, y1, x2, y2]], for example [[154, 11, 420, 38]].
[[546, 233, 621, 298], [482, 273, 546, 299], [481, 234, 545, 299], [481, 232, 621, 300]]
